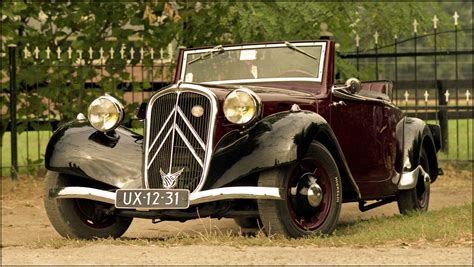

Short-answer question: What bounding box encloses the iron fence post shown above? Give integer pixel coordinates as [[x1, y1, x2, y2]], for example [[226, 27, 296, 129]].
[[394, 35, 398, 105], [454, 22, 459, 159], [8, 45, 18, 180], [437, 80, 449, 153], [414, 31, 418, 118], [434, 27, 438, 122], [373, 31, 379, 80]]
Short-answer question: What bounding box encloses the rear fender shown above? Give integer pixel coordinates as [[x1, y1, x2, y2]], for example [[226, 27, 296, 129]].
[[397, 117, 439, 185], [204, 110, 360, 200], [45, 120, 143, 189]]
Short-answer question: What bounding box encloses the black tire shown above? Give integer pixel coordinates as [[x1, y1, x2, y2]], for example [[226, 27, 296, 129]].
[[44, 171, 132, 239], [257, 141, 342, 238], [397, 148, 430, 214], [233, 217, 261, 229]]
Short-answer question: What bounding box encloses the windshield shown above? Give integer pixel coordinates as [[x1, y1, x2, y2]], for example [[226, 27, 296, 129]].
[[180, 42, 326, 84]]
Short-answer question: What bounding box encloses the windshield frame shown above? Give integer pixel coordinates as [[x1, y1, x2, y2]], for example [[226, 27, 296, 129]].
[[180, 41, 327, 85]]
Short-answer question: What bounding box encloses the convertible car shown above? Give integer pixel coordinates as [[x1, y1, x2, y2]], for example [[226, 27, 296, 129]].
[[44, 40, 441, 239]]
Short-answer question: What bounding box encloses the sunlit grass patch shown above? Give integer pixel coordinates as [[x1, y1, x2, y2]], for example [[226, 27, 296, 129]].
[[26, 203, 472, 249]]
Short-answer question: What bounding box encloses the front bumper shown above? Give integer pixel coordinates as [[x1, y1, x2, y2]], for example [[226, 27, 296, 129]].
[[51, 186, 284, 208]]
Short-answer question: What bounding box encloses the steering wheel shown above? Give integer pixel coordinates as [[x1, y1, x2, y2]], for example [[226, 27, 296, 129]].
[[276, 69, 314, 78]]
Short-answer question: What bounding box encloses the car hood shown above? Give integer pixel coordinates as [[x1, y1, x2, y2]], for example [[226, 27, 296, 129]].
[[195, 83, 318, 112]]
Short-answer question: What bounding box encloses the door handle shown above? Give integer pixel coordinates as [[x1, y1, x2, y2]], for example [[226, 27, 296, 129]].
[[330, 101, 346, 107]]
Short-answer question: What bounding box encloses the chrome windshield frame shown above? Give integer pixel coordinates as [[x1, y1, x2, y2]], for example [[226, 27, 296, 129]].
[[180, 42, 327, 84]]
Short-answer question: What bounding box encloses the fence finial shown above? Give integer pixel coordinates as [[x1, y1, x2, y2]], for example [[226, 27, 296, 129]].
[[404, 91, 409, 103], [413, 19, 418, 33], [168, 45, 174, 60], [373, 31, 379, 45], [23, 46, 30, 59], [444, 90, 450, 103], [431, 15, 439, 30], [453, 11, 459, 26], [88, 47, 94, 59], [77, 50, 83, 60], [160, 48, 164, 60], [56, 47, 62, 59], [466, 90, 471, 103], [34, 46, 39, 59], [46, 47, 51, 59], [120, 45, 125, 59], [109, 47, 115, 59], [150, 48, 155, 60], [67, 47, 73, 59], [140, 48, 144, 60], [129, 47, 135, 60], [99, 47, 105, 60], [424, 90, 429, 102], [355, 34, 360, 47], [319, 22, 333, 40]]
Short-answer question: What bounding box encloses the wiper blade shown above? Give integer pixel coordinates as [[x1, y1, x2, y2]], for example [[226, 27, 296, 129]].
[[284, 41, 319, 62], [187, 45, 225, 65]]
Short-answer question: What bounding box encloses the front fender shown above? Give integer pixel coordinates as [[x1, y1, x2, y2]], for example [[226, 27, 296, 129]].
[[203, 111, 360, 199], [45, 120, 143, 189]]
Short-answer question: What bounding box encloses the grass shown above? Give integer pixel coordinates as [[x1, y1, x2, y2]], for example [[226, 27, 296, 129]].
[[1, 130, 51, 176], [26, 203, 472, 249], [432, 119, 474, 161]]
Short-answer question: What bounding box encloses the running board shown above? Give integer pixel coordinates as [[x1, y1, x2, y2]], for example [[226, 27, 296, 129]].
[[358, 197, 396, 212]]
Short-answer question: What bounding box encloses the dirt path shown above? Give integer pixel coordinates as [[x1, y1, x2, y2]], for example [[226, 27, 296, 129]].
[[1, 165, 472, 265], [3, 245, 472, 265]]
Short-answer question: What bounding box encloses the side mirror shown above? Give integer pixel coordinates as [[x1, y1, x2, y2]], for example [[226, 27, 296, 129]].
[[345, 78, 362, 94]]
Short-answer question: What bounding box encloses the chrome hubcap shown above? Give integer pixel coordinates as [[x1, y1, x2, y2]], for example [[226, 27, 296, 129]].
[[291, 173, 324, 208], [307, 182, 323, 207]]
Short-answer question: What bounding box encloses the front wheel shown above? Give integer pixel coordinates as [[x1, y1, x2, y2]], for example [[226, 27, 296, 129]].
[[257, 141, 342, 238], [44, 171, 132, 239]]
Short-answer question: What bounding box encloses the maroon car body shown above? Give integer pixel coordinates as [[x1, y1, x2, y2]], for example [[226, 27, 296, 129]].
[[44, 40, 441, 239]]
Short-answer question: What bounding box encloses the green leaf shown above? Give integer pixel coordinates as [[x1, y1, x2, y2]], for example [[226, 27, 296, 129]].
[[12, 2, 28, 13]]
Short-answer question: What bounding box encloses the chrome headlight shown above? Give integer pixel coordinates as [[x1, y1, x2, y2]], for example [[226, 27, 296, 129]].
[[87, 95, 124, 132], [223, 88, 260, 124]]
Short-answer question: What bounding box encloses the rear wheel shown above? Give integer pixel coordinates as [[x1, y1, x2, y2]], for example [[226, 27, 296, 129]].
[[44, 171, 132, 239], [397, 148, 431, 214], [257, 141, 342, 238]]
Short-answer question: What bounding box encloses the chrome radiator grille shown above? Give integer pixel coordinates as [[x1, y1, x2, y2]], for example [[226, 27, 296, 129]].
[[144, 87, 216, 192]]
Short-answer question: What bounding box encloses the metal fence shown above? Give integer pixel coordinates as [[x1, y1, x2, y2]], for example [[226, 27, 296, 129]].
[[2, 43, 176, 178], [2, 15, 473, 180], [339, 14, 473, 162]]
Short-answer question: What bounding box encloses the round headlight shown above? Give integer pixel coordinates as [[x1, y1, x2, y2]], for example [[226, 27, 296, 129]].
[[223, 88, 260, 124], [87, 95, 124, 132]]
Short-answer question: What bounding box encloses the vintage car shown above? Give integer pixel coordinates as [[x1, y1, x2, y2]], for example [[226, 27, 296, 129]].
[[44, 40, 442, 239]]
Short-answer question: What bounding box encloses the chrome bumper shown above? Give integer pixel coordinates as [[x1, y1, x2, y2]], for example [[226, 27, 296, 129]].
[[52, 186, 284, 207]]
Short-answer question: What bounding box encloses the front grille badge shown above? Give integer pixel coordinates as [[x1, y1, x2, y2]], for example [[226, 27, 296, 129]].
[[160, 168, 185, 189]]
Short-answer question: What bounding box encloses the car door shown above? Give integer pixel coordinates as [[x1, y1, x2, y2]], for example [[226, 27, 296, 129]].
[[329, 90, 400, 199]]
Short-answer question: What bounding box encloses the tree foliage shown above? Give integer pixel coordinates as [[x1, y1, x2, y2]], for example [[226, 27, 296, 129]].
[[0, 0, 461, 147]]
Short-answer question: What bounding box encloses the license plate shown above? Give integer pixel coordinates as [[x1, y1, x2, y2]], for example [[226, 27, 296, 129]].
[[115, 189, 190, 209]]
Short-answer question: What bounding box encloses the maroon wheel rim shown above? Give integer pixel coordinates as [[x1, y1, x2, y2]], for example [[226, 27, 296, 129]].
[[286, 157, 332, 231]]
